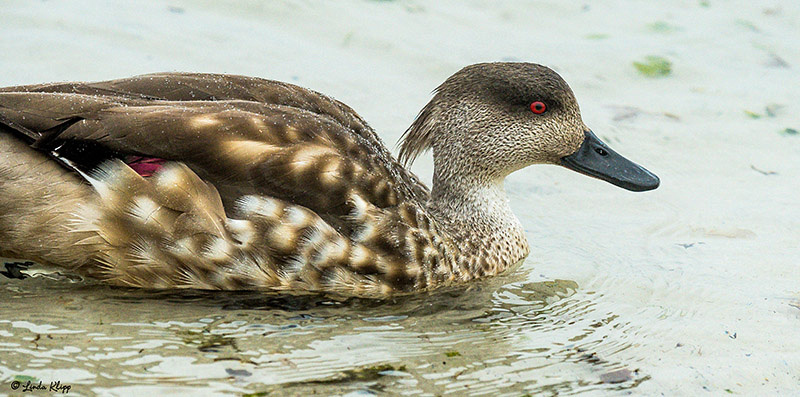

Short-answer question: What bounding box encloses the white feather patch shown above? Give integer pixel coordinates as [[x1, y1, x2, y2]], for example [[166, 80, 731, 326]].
[[353, 223, 377, 243], [226, 219, 255, 246], [284, 207, 310, 226], [69, 205, 101, 232], [237, 195, 282, 219], [153, 163, 185, 188], [201, 237, 232, 261], [300, 226, 326, 250], [312, 218, 336, 235], [85, 161, 129, 200], [348, 193, 369, 220], [129, 196, 161, 223], [349, 245, 371, 265]]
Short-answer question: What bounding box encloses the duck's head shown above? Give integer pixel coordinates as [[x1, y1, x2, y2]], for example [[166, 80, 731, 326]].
[[399, 62, 659, 192]]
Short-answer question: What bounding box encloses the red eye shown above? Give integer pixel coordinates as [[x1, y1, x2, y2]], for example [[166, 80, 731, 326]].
[[530, 101, 547, 114]]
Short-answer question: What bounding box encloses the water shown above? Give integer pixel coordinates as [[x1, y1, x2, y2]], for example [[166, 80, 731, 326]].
[[4, 270, 656, 395], [1, 0, 798, 395]]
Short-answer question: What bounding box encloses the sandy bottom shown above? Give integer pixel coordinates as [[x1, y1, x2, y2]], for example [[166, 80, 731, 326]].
[[1, 0, 798, 395]]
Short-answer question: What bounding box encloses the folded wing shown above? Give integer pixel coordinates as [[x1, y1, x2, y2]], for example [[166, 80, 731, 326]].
[[0, 73, 429, 224]]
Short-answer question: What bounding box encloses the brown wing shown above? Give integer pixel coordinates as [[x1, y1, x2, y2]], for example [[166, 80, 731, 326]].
[[0, 73, 429, 224], [0, 73, 378, 142]]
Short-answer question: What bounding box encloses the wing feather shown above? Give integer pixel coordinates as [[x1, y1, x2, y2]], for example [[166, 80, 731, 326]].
[[0, 74, 429, 231]]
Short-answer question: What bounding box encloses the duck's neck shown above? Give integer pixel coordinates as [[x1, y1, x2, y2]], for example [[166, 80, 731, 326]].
[[428, 169, 530, 277]]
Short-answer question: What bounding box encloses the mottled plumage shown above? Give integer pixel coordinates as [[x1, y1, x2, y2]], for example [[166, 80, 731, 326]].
[[0, 63, 658, 296]]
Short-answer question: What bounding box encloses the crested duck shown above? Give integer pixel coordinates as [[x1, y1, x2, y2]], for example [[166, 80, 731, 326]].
[[0, 63, 658, 296]]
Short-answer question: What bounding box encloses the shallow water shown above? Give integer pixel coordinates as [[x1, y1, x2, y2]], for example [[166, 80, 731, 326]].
[[1, 0, 799, 395]]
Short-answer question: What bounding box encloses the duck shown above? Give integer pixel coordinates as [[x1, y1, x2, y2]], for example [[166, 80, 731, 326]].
[[0, 63, 659, 296]]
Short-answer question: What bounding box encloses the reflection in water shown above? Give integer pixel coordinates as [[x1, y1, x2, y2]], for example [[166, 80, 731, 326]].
[[0, 269, 649, 395]]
